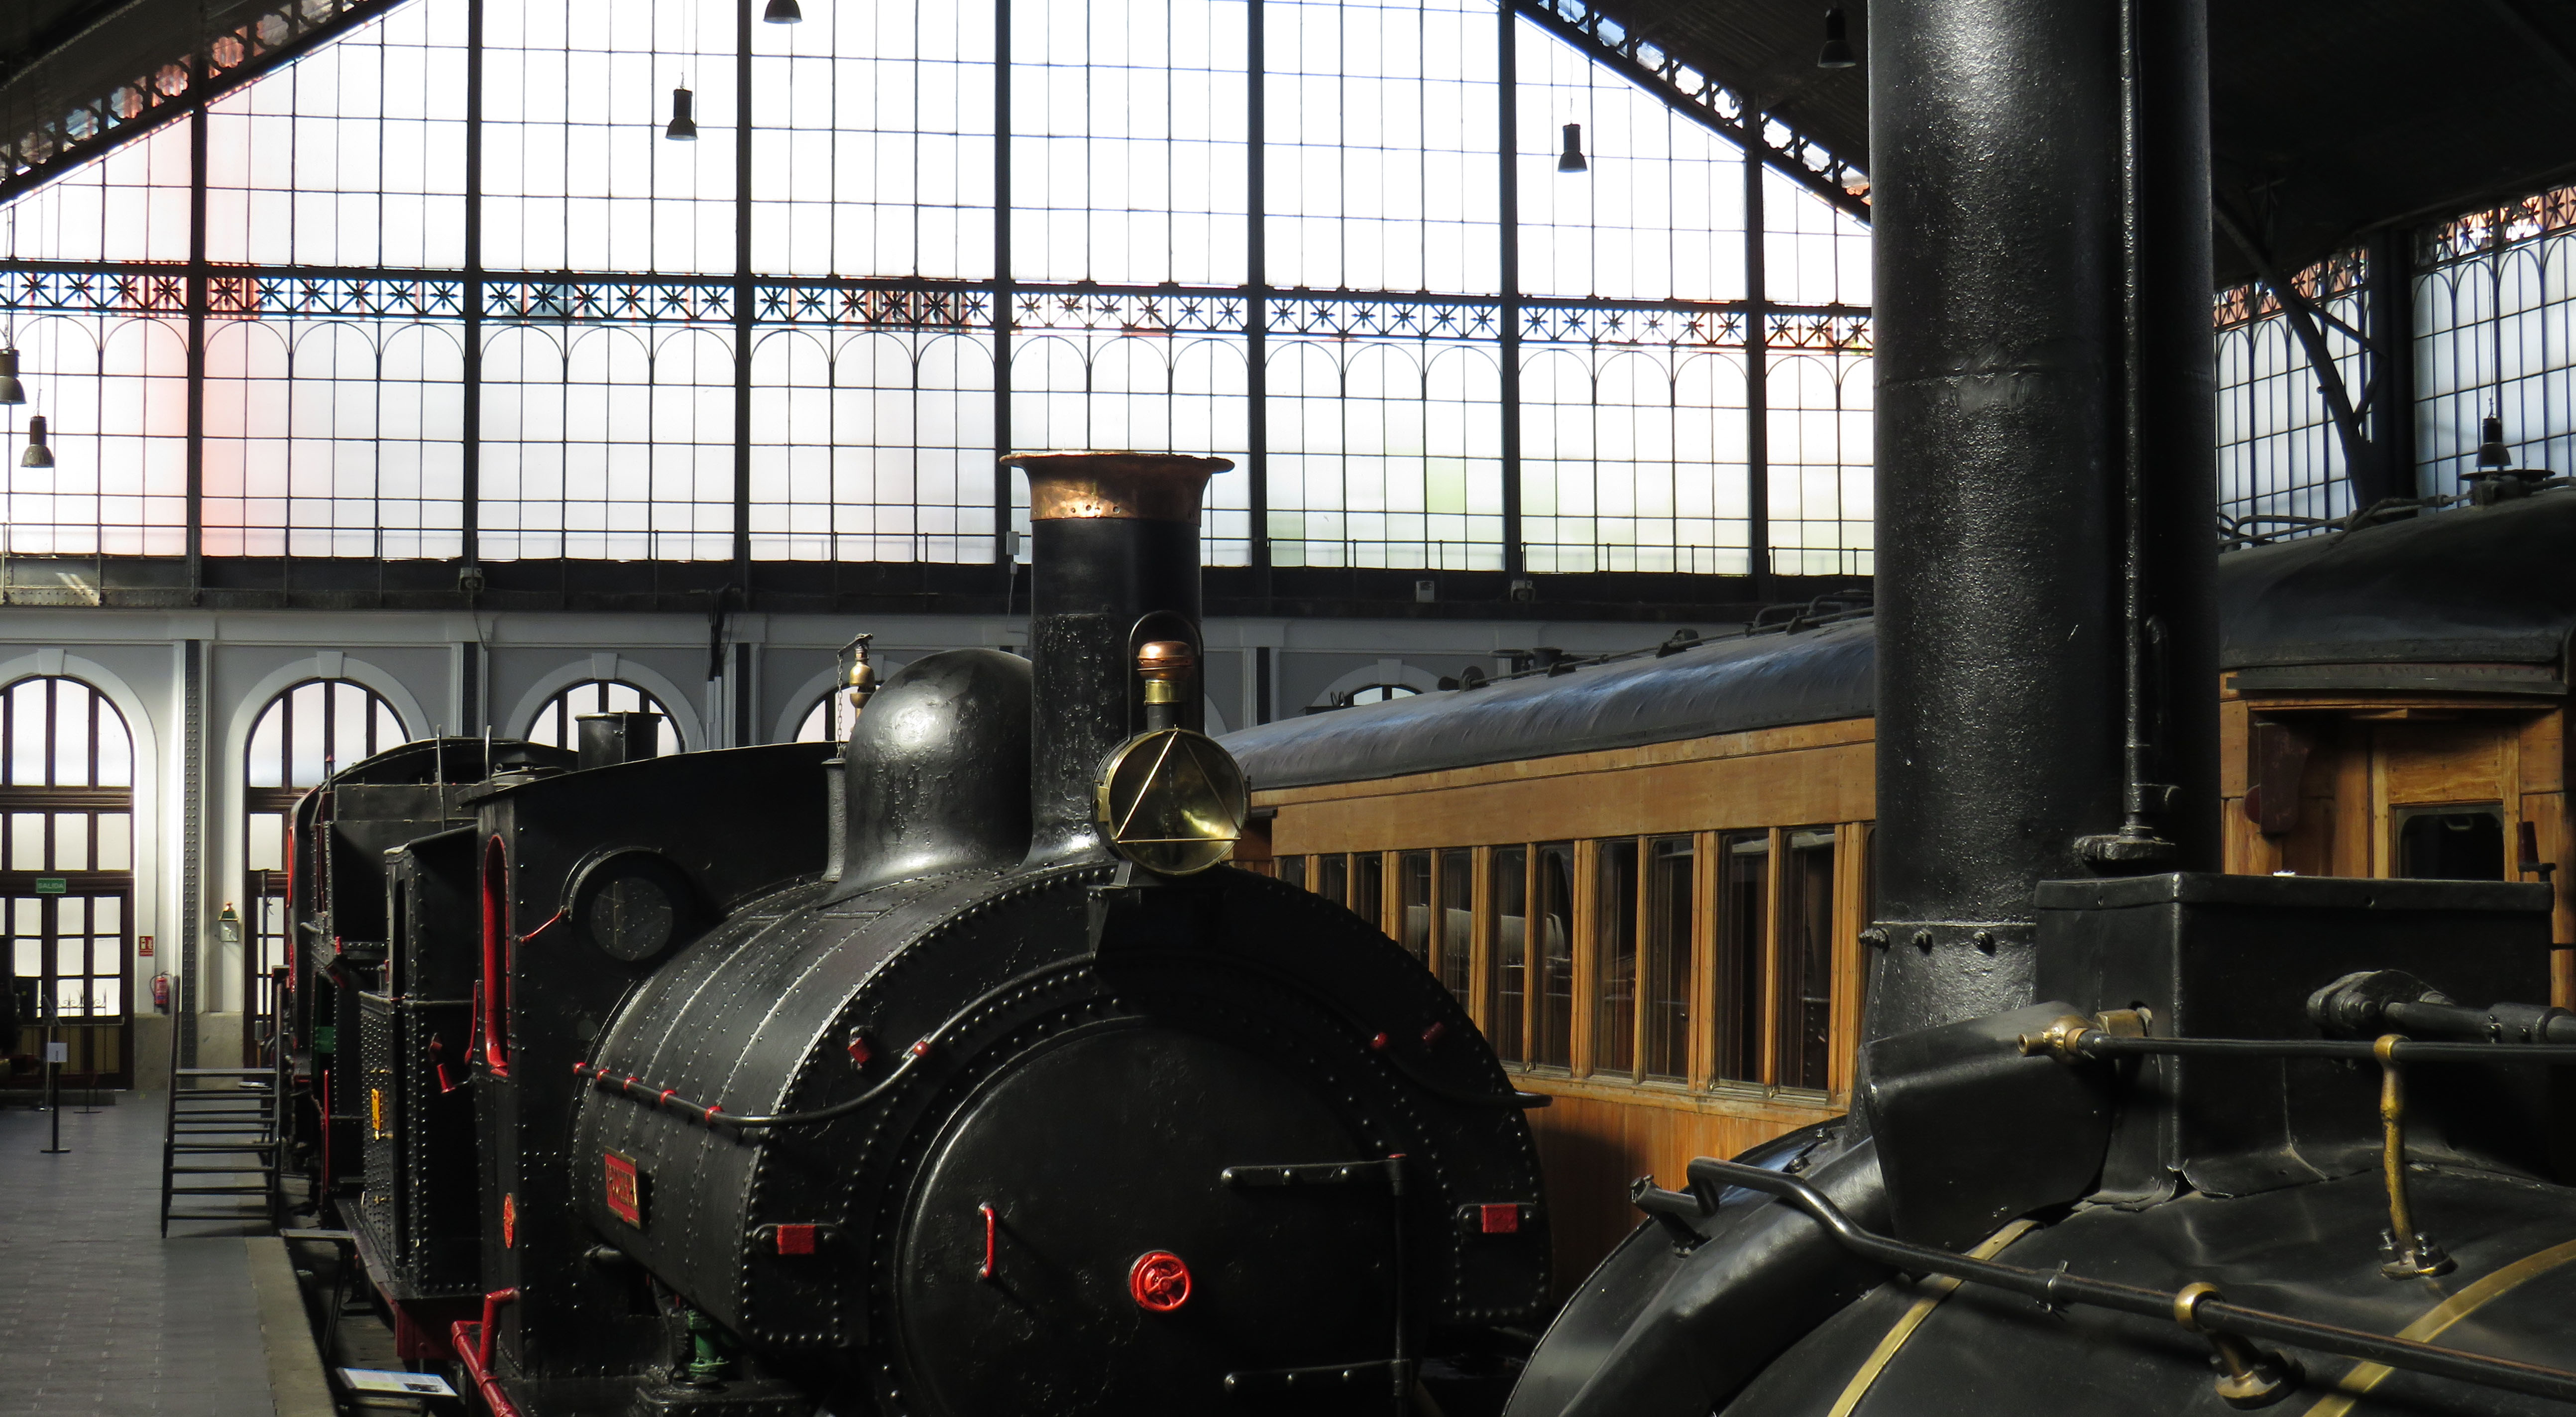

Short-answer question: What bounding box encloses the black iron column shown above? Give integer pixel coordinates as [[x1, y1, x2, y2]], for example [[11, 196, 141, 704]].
[[2365, 226, 2418, 502], [1246, 0, 1272, 597], [732, 0, 755, 584], [185, 106, 207, 595], [1742, 138, 1771, 597], [1863, 0, 2215, 1043], [992, 0, 1015, 572], [1497, 3, 1525, 581], [179, 638, 203, 1069], [461, 0, 484, 570]]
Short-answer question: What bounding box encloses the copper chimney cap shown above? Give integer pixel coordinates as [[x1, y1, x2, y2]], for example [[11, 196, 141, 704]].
[[1003, 451, 1233, 523]]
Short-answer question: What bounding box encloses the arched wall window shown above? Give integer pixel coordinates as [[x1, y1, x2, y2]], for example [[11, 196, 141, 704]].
[[2, 676, 137, 1086], [525, 680, 683, 758], [794, 692, 846, 747], [243, 678, 409, 1012]]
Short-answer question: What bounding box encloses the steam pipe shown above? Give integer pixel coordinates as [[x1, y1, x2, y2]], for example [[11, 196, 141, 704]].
[[1685, 1158, 2576, 1406], [1863, 0, 2215, 1045]]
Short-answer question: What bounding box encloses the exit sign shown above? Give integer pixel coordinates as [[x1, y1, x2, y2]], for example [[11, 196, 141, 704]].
[[33, 878, 66, 895]]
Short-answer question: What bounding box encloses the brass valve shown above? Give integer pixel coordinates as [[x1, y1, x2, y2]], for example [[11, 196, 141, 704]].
[[844, 634, 880, 720]]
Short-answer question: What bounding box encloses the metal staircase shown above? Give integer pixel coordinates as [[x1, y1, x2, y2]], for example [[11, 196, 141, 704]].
[[158, 979, 289, 1234]]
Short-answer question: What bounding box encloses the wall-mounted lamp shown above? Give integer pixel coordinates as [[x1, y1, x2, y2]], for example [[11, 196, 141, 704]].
[[1817, 7, 1858, 69], [1558, 123, 1588, 174], [667, 87, 699, 141]]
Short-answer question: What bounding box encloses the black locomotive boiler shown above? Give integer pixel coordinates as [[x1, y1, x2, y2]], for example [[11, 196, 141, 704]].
[[302, 451, 1551, 1417], [1498, 1, 2576, 1416]]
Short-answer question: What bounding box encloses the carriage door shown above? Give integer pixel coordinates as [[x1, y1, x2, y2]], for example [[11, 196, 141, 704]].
[[2370, 714, 2533, 883], [1, 677, 137, 1090]]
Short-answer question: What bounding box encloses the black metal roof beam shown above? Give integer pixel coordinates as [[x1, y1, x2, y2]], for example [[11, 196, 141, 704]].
[[1510, 0, 1873, 225], [0, 0, 408, 208], [2216, 204, 2394, 506]]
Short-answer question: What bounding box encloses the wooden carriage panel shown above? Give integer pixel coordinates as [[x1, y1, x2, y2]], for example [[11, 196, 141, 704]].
[[1268, 738, 1875, 856]]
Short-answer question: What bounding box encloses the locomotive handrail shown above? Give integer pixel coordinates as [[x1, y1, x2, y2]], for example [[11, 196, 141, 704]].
[[582, 935, 1549, 1131], [575, 1042, 930, 1132], [1686, 1157, 2576, 1407], [2031, 1029, 2576, 1065]]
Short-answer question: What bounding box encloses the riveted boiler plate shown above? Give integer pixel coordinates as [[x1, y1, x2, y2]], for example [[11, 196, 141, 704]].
[[896, 1024, 1394, 1414]]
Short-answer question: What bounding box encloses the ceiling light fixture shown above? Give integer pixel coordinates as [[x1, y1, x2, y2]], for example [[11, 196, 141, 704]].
[[667, 87, 699, 141], [1817, 7, 1858, 69], [763, 0, 803, 21], [21, 414, 53, 469], [1558, 123, 1588, 174], [2476, 412, 2512, 469], [0, 349, 23, 405]]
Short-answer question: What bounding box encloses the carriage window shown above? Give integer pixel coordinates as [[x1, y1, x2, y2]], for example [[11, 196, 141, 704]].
[[1317, 853, 1348, 908], [1400, 851, 1434, 965], [2396, 807, 2505, 881], [1715, 832, 1770, 1086], [1644, 836, 1695, 1082], [1439, 850, 1474, 1002], [1535, 843, 1575, 1069], [1776, 829, 1838, 1091], [1278, 855, 1306, 891], [1490, 846, 1528, 1064], [1354, 853, 1385, 932], [1595, 839, 1640, 1076]]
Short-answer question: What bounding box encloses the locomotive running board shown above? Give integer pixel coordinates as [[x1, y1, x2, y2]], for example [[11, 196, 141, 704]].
[[1223, 1357, 1415, 1399]]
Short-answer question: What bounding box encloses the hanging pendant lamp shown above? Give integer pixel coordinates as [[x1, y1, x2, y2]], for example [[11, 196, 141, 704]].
[[1817, 8, 1858, 69], [763, 0, 803, 22], [21, 414, 53, 469], [0, 349, 22, 405], [1558, 123, 1588, 174], [667, 86, 699, 141], [2476, 413, 2512, 469]]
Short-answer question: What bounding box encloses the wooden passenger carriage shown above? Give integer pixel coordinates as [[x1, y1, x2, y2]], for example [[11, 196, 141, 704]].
[[1222, 492, 2576, 1289]]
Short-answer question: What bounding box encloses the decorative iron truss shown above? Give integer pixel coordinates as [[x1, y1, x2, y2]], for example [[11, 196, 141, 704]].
[[2212, 247, 2366, 332], [0, 0, 410, 206], [0, 260, 1874, 352], [1512, 0, 1872, 225], [2419, 181, 2576, 271]]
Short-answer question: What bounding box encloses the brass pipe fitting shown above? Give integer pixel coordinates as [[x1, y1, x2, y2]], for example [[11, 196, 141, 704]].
[[2173, 1282, 2301, 1408], [2376, 1033, 2455, 1280]]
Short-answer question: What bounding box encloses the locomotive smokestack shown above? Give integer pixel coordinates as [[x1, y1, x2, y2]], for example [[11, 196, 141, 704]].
[[1864, 0, 2217, 1042], [1003, 451, 1232, 869]]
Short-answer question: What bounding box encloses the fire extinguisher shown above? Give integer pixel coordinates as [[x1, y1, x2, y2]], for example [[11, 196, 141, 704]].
[[151, 974, 169, 1013]]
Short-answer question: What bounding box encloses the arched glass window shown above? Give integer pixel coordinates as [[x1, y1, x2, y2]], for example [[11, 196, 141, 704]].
[[794, 692, 848, 746], [1342, 684, 1421, 707], [243, 678, 408, 1024], [3, 677, 137, 1086], [526, 680, 682, 758]]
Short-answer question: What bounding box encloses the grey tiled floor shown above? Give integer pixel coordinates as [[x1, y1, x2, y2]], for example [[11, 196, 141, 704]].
[[0, 1094, 275, 1417]]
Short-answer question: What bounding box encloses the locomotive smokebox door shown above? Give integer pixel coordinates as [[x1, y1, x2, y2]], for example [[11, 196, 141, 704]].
[[896, 1024, 1396, 1412]]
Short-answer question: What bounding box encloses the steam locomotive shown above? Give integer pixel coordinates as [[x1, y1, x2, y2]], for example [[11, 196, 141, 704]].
[[280, 453, 1551, 1416], [1497, 0, 2576, 1414]]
